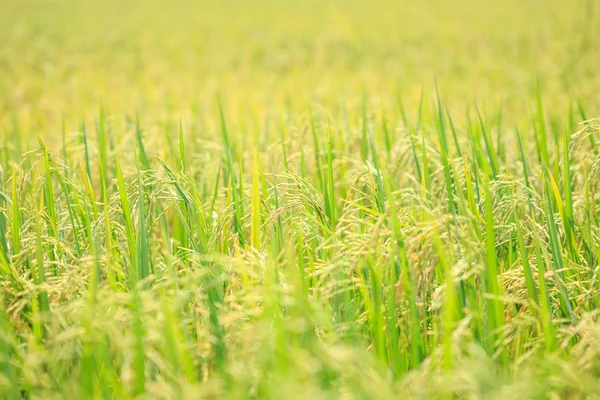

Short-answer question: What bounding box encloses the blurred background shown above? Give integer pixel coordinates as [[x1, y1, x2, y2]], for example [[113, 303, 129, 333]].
[[0, 0, 598, 131]]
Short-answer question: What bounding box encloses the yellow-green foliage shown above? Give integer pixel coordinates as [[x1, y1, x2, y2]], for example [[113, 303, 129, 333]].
[[0, 0, 600, 398]]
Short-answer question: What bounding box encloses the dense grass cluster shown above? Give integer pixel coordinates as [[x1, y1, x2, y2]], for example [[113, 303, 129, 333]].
[[1, 0, 600, 398]]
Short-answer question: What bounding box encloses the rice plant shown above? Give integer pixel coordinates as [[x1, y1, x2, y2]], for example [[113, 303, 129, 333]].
[[1, 0, 600, 398]]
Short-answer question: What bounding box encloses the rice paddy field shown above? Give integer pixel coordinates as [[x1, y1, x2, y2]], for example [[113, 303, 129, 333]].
[[1, 0, 600, 398]]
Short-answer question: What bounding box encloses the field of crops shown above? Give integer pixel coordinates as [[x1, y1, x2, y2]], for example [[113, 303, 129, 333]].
[[1, 0, 600, 398]]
